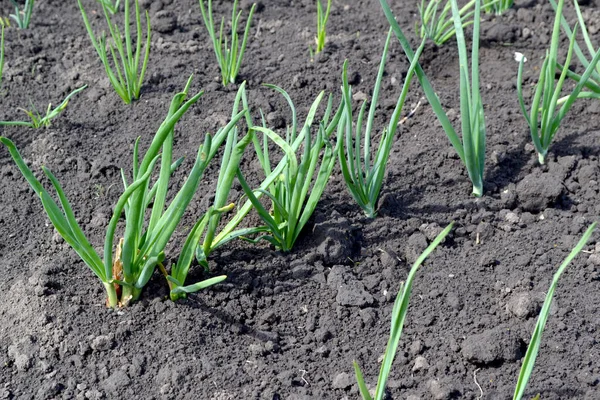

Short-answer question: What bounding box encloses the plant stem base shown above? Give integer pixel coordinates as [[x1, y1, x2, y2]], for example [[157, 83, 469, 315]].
[[538, 152, 546, 165], [103, 282, 119, 308]]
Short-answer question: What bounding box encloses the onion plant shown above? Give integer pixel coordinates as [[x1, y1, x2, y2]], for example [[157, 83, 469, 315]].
[[314, 0, 331, 54], [96, 0, 120, 14], [482, 0, 512, 15], [418, 0, 467, 46], [517, 0, 600, 165], [199, 0, 256, 86], [0, 86, 86, 128], [549, 0, 600, 104], [195, 86, 341, 260], [417, 0, 503, 46], [382, 0, 486, 197], [512, 222, 596, 400], [0, 78, 245, 307], [110, 78, 246, 306], [195, 85, 259, 263], [417, 0, 460, 46], [338, 29, 425, 218], [168, 84, 254, 300], [167, 146, 252, 300], [235, 86, 343, 252], [166, 211, 229, 301], [450, 0, 486, 197], [10, 0, 34, 29], [77, 0, 150, 104], [354, 223, 453, 400]]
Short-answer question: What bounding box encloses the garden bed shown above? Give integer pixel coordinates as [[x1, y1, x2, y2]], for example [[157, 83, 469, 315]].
[[1, 0, 600, 398]]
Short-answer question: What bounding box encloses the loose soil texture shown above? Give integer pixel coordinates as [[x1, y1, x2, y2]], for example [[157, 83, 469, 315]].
[[1, 0, 600, 399]]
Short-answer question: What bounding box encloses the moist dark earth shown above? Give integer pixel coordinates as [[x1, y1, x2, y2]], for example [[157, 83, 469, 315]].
[[1, 0, 600, 399]]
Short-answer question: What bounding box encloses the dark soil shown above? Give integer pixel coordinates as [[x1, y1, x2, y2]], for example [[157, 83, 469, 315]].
[[1, 0, 600, 399]]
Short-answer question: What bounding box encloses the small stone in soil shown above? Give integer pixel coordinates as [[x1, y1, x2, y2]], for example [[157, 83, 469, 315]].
[[327, 265, 347, 289], [516, 173, 563, 212], [505, 212, 520, 224], [336, 281, 374, 307], [506, 292, 541, 319], [359, 308, 376, 327], [91, 334, 114, 352], [462, 325, 522, 364], [409, 340, 424, 356], [332, 372, 353, 389], [588, 253, 600, 266], [427, 379, 455, 400], [352, 91, 367, 102], [412, 356, 429, 372], [153, 11, 177, 33], [419, 222, 444, 241], [101, 370, 131, 393]]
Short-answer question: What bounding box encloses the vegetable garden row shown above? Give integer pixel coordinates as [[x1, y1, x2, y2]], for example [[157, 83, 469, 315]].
[[1, 0, 599, 398]]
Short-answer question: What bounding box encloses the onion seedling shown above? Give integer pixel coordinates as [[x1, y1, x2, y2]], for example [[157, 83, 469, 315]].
[[96, 0, 120, 14], [199, 0, 256, 86], [194, 84, 259, 262], [235, 86, 343, 252], [77, 0, 150, 104], [549, 0, 600, 102], [1, 78, 243, 307], [9, 0, 34, 29], [0, 86, 87, 128], [512, 222, 596, 400], [417, 0, 503, 46], [338, 29, 425, 218], [112, 78, 246, 306], [381, 0, 486, 197], [482, 0, 512, 15], [197, 86, 341, 259], [1, 80, 199, 307], [517, 0, 600, 165], [417, 0, 462, 46], [169, 84, 254, 300], [450, 0, 486, 197], [314, 0, 331, 54], [166, 211, 229, 301], [354, 223, 453, 400]]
